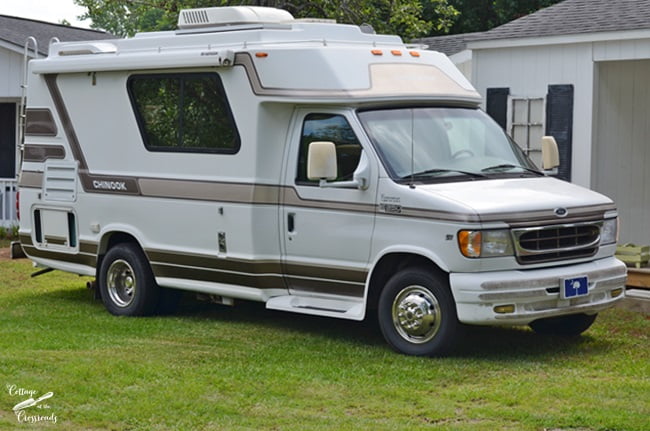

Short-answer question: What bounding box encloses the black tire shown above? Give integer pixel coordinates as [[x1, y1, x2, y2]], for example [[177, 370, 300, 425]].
[[378, 267, 459, 356], [529, 313, 597, 337], [98, 243, 159, 316]]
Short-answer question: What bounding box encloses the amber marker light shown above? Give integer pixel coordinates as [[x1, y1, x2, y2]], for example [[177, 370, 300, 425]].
[[255, 52, 269, 58], [409, 51, 421, 57], [391, 50, 402, 56], [371, 49, 383, 56], [458, 230, 481, 258], [494, 304, 515, 314]]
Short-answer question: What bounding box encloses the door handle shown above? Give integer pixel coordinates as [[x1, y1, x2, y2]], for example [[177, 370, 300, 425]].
[[287, 213, 295, 233]]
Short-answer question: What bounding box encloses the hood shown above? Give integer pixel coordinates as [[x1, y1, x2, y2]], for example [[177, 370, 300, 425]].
[[415, 177, 615, 223]]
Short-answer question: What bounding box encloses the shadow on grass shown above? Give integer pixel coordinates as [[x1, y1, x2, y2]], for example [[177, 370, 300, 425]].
[[38, 284, 613, 360]]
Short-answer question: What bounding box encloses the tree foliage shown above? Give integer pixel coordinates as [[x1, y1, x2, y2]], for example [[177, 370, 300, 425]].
[[74, 0, 458, 40], [446, 0, 564, 34]]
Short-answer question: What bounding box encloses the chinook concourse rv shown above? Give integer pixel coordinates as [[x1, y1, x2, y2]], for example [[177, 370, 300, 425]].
[[17, 6, 626, 356]]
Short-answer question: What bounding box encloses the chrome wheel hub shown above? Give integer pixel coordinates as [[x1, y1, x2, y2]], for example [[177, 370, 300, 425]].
[[106, 259, 136, 308], [392, 286, 441, 344]]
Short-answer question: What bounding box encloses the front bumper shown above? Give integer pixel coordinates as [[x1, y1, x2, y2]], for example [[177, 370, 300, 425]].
[[450, 257, 627, 325]]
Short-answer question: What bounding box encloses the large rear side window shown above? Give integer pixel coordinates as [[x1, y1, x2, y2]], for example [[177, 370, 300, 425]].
[[128, 73, 240, 154]]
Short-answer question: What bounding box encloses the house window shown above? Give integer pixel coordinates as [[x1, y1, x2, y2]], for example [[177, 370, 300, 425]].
[[128, 73, 240, 154], [508, 96, 545, 169]]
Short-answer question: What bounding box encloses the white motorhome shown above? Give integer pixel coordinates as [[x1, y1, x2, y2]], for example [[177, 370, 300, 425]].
[[17, 6, 626, 356]]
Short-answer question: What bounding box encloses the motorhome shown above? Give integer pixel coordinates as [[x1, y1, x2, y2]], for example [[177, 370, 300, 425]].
[[17, 6, 626, 356]]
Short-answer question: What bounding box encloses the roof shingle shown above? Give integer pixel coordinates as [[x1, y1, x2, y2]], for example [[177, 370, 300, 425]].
[[469, 0, 650, 42], [417, 32, 482, 56], [0, 15, 113, 56]]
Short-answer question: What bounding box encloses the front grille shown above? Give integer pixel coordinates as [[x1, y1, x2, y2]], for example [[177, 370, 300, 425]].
[[512, 222, 602, 264]]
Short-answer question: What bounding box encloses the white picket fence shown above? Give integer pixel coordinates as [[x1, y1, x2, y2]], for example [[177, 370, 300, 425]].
[[0, 179, 18, 227]]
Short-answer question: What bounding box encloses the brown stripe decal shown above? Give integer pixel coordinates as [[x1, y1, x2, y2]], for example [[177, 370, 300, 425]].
[[20, 235, 99, 267], [23, 144, 66, 162], [285, 277, 364, 297], [147, 248, 366, 297], [152, 264, 286, 290], [25, 108, 58, 137], [44, 74, 88, 170]]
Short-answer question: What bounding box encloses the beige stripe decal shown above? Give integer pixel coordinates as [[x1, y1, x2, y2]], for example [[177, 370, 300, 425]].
[[18, 171, 43, 188], [139, 178, 278, 205]]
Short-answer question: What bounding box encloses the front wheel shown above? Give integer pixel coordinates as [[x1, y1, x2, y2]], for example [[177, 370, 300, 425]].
[[529, 313, 597, 337], [378, 268, 460, 356]]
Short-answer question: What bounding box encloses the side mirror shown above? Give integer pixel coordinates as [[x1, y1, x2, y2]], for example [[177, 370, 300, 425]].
[[541, 136, 560, 170], [307, 141, 337, 181], [306, 141, 369, 190]]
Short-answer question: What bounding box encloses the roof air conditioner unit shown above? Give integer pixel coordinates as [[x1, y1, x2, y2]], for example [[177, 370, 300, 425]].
[[178, 6, 294, 29]]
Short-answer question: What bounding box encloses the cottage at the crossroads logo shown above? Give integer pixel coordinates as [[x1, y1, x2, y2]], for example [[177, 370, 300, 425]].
[[7, 384, 58, 424]]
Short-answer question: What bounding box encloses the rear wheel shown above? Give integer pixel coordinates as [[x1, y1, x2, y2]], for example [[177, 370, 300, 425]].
[[529, 313, 597, 337], [99, 243, 159, 316], [378, 268, 459, 356]]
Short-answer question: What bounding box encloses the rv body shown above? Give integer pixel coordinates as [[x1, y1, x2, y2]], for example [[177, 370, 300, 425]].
[[18, 7, 626, 356]]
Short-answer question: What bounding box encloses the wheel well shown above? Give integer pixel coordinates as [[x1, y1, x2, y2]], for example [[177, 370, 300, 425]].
[[96, 232, 142, 278], [366, 253, 448, 312]]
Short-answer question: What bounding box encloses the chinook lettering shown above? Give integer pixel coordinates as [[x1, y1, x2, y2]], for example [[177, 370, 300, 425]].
[[92, 180, 127, 191]]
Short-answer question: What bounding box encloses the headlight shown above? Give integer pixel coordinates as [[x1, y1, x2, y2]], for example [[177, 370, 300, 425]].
[[458, 229, 514, 258], [601, 218, 618, 245]]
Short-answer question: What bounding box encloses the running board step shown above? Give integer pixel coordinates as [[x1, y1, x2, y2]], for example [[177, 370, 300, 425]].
[[266, 295, 365, 321]]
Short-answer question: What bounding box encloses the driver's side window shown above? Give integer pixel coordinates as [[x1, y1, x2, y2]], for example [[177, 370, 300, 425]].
[[296, 114, 362, 185]]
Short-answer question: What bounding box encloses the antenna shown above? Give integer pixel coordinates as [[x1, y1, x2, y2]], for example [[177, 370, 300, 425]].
[[409, 109, 415, 189]]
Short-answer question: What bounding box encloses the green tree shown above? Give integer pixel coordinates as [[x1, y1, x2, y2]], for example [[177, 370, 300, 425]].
[[75, 0, 458, 40], [446, 0, 563, 34]]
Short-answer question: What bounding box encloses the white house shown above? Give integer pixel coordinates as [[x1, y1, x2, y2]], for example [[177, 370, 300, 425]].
[[0, 15, 112, 227], [428, 0, 650, 245]]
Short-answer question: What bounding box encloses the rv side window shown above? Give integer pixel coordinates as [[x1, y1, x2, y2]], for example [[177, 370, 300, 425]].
[[128, 73, 240, 154], [296, 114, 362, 185]]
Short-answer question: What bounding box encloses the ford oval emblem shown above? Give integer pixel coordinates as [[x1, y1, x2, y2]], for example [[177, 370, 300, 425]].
[[554, 207, 568, 217]]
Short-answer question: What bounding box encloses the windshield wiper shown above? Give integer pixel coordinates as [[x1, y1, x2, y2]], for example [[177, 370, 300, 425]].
[[401, 168, 487, 180], [481, 164, 543, 176]]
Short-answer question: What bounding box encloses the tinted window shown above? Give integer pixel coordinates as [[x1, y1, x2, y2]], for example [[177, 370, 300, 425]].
[[296, 114, 362, 185], [128, 73, 239, 153]]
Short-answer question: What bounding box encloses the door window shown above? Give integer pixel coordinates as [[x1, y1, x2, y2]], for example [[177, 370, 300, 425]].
[[296, 114, 362, 185]]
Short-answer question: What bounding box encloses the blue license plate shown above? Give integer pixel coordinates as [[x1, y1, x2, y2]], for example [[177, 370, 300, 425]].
[[562, 276, 589, 299]]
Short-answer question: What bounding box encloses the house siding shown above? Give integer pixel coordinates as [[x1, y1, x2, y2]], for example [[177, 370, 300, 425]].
[[0, 47, 24, 99], [472, 43, 595, 188], [593, 59, 650, 244]]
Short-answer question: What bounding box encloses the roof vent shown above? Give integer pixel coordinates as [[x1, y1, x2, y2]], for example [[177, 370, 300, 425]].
[[178, 6, 294, 29]]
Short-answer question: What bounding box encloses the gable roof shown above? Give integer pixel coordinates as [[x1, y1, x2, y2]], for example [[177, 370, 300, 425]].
[[418, 32, 482, 56], [0, 14, 113, 56], [471, 0, 650, 42]]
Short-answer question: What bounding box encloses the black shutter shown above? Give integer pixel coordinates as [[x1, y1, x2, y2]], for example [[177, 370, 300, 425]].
[[546, 85, 574, 182], [0, 103, 17, 179], [486, 87, 509, 131]]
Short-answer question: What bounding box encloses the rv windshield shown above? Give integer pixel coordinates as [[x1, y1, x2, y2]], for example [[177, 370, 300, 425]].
[[357, 107, 541, 183]]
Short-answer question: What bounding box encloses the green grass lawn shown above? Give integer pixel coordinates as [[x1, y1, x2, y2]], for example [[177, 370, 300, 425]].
[[0, 256, 648, 431]]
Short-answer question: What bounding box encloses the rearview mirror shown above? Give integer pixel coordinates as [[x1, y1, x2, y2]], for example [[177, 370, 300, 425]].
[[541, 136, 560, 171]]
